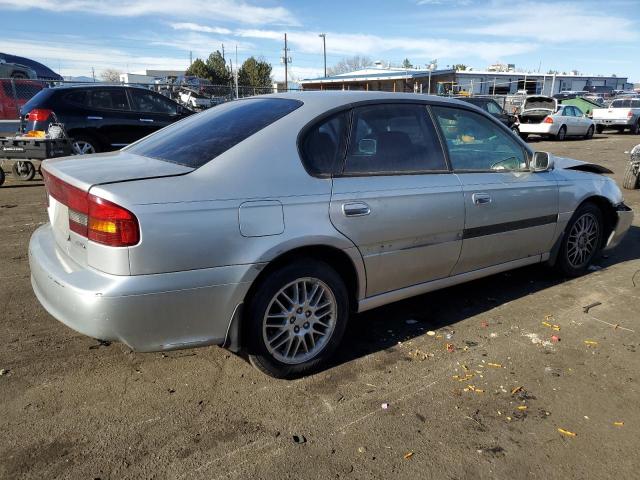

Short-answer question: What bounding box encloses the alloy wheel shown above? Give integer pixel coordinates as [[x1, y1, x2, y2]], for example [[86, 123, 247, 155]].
[[566, 213, 599, 268], [262, 277, 337, 365], [72, 141, 96, 155]]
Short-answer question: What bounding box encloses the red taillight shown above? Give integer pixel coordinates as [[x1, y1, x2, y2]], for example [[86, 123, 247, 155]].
[[42, 170, 139, 247], [543, 116, 554, 124], [27, 108, 53, 122], [628, 111, 634, 119]]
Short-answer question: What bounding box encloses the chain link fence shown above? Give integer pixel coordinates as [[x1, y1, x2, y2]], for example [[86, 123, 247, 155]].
[[1, 77, 535, 121]]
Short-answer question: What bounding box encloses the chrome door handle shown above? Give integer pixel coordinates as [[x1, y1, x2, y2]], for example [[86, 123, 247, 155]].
[[472, 193, 492, 205], [139, 118, 154, 122], [342, 202, 371, 217], [87, 116, 102, 120]]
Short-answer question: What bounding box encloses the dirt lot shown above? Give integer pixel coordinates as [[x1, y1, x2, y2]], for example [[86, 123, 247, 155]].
[[1, 134, 639, 480]]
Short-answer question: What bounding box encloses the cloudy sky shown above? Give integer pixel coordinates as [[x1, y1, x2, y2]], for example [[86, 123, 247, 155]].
[[0, 0, 638, 82]]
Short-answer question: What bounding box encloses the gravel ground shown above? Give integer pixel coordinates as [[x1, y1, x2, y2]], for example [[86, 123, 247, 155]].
[[1, 133, 639, 480]]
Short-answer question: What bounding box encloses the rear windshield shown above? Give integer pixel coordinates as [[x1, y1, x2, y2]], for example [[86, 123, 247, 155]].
[[611, 99, 640, 108], [126, 98, 302, 168]]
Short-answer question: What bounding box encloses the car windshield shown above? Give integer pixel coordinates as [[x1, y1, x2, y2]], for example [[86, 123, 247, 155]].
[[126, 98, 302, 168]]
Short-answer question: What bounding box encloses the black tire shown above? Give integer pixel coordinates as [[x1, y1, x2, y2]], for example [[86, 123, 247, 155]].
[[71, 134, 101, 155], [511, 125, 520, 136], [623, 161, 640, 190], [616, 126, 626, 134], [556, 202, 604, 277], [556, 126, 567, 141], [519, 132, 529, 141], [584, 125, 594, 139], [596, 124, 604, 134], [246, 259, 349, 378], [0, 167, 5, 186], [11, 161, 36, 181], [631, 121, 640, 135]]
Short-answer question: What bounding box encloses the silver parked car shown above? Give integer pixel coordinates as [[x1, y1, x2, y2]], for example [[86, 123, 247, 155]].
[[29, 92, 633, 377]]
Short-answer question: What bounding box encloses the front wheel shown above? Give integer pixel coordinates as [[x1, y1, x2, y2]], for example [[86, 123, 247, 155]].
[[246, 259, 349, 378], [12, 161, 36, 181], [556, 202, 603, 277]]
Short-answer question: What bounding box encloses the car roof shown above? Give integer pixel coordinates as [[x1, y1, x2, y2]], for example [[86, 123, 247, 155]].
[[50, 84, 157, 92], [256, 90, 473, 111]]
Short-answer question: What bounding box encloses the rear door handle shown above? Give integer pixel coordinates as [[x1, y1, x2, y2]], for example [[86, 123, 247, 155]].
[[472, 193, 492, 205], [342, 202, 371, 217], [87, 116, 102, 120], [139, 118, 154, 122]]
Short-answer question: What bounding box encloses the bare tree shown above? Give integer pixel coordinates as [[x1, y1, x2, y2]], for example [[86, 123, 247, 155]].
[[327, 56, 373, 76], [100, 68, 122, 82]]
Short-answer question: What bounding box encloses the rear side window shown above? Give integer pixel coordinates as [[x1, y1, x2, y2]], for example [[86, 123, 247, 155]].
[[64, 90, 86, 106], [130, 89, 177, 114], [127, 98, 302, 168], [300, 111, 349, 176], [87, 89, 129, 110], [344, 104, 446, 174]]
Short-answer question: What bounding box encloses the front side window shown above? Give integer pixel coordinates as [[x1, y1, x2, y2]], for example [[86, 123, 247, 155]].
[[343, 104, 446, 174], [86, 89, 129, 111], [130, 89, 177, 115], [127, 98, 302, 168], [432, 106, 527, 171], [300, 111, 348, 176]]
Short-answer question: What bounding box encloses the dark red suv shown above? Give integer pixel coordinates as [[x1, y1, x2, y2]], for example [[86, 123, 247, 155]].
[[0, 79, 44, 120]]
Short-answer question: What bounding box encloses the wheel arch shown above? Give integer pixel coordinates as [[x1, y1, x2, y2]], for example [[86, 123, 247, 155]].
[[225, 243, 364, 353], [244, 244, 364, 314]]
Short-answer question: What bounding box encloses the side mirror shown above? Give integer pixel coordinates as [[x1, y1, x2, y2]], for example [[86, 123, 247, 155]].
[[531, 151, 554, 172]]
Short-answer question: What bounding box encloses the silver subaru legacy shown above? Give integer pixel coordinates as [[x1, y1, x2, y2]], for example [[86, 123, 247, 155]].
[[29, 91, 633, 377]]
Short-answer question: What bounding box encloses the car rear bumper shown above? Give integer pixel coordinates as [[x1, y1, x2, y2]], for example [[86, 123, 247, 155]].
[[594, 119, 633, 126], [518, 123, 559, 135], [29, 224, 259, 351], [604, 203, 634, 251]]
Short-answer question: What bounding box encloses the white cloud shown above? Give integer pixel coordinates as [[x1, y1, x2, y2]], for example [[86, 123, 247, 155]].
[[461, 1, 638, 42], [0, 0, 298, 25], [237, 29, 537, 62], [169, 23, 232, 35], [0, 38, 189, 77]]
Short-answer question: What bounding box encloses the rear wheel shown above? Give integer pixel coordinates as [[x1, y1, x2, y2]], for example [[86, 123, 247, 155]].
[[631, 121, 640, 135], [596, 125, 604, 134], [519, 132, 529, 141], [556, 126, 567, 141], [12, 161, 36, 181], [623, 161, 640, 190], [0, 167, 5, 186], [71, 135, 100, 155], [556, 202, 603, 277], [246, 259, 349, 378], [584, 125, 594, 139]]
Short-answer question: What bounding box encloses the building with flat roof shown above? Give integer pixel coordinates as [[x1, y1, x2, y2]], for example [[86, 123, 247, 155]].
[[300, 67, 631, 96]]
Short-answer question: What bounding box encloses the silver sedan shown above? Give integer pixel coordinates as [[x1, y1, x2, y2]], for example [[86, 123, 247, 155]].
[[29, 92, 633, 377]]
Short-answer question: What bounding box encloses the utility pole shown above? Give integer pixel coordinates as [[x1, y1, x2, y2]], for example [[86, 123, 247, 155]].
[[235, 44, 239, 98], [222, 44, 225, 61], [281, 33, 291, 92], [318, 33, 327, 77], [91, 67, 95, 82], [189, 51, 193, 66]]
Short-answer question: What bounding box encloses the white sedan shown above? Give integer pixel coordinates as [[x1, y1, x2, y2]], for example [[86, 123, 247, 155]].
[[519, 105, 595, 140]]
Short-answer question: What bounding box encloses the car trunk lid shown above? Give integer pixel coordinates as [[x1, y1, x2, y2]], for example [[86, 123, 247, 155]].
[[42, 151, 192, 271], [520, 96, 557, 124]]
